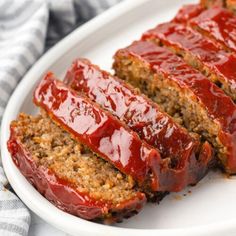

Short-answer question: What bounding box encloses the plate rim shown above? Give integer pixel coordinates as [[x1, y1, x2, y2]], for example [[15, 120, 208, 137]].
[[1, 0, 235, 235]]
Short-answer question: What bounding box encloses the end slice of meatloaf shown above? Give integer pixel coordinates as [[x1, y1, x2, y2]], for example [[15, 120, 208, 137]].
[[189, 7, 236, 54], [64, 58, 213, 192], [113, 40, 236, 174], [8, 112, 146, 223], [33, 73, 163, 193], [142, 22, 236, 102]]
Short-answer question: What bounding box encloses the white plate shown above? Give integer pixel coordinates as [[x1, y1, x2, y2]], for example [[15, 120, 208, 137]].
[[1, 0, 236, 235]]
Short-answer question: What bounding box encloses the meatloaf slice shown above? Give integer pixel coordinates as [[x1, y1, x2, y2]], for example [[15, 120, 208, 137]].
[[64, 58, 213, 192], [142, 22, 236, 102], [189, 7, 236, 54], [173, 4, 204, 23], [113, 40, 236, 174], [33, 73, 163, 193], [8, 112, 146, 222]]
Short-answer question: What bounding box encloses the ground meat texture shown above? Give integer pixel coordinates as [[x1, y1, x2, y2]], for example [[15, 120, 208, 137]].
[[200, 0, 225, 8], [142, 22, 236, 102], [64, 58, 213, 192], [8, 113, 146, 222], [113, 40, 236, 174], [200, 0, 236, 12], [34, 73, 164, 193], [227, 0, 236, 12]]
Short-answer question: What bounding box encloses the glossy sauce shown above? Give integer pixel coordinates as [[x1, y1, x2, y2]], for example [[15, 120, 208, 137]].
[[65, 59, 196, 161], [143, 22, 236, 98], [119, 40, 236, 172], [7, 127, 146, 221], [64, 59, 213, 191], [33, 73, 162, 191], [173, 4, 204, 23], [190, 7, 236, 53]]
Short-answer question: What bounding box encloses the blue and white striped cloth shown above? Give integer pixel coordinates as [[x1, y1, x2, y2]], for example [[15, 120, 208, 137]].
[[0, 0, 121, 235]]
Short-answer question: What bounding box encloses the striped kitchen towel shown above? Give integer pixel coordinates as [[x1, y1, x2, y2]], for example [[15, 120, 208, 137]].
[[0, 0, 121, 235]]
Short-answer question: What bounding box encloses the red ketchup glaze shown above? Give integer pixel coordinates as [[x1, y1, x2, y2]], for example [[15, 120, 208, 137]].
[[173, 4, 204, 23], [119, 40, 236, 173], [142, 22, 236, 100], [64, 58, 213, 191], [33, 73, 162, 191], [190, 7, 236, 53], [7, 127, 146, 221]]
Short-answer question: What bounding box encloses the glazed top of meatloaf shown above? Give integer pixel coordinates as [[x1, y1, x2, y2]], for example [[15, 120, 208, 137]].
[[142, 22, 236, 96], [113, 40, 236, 172], [33, 73, 163, 191], [115, 40, 236, 136], [189, 7, 236, 53], [173, 4, 204, 23], [64, 59, 214, 191], [64, 58, 199, 163]]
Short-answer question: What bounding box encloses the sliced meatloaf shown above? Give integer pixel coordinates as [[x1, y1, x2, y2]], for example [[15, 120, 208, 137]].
[[142, 22, 236, 102], [33, 72, 164, 194], [189, 7, 236, 54], [8, 112, 146, 222], [113, 40, 236, 174], [64, 58, 213, 192], [173, 4, 204, 23], [176, 4, 236, 54]]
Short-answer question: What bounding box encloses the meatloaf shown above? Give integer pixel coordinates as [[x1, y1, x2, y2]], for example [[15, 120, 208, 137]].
[[142, 22, 236, 102], [113, 40, 236, 174], [33, 72, 164, 193], [189, 7, 236, 54], [8, 112, 146, 222], [173, 4, 204, 23], [64, 58, 213, 192]]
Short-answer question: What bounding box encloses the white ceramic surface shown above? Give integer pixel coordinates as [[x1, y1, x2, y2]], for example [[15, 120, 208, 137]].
[[2, 0, 236, 235], [29, 212, 68, 236]]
